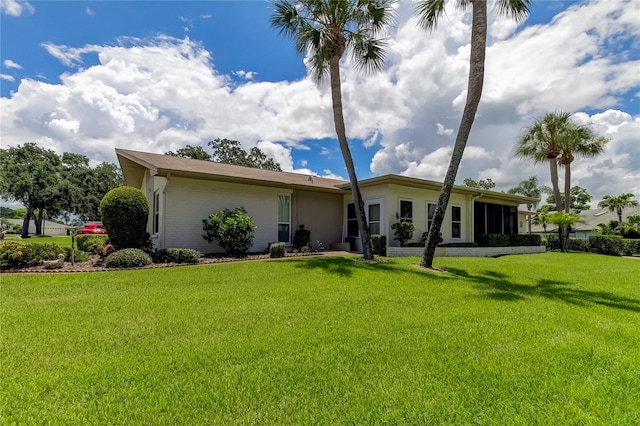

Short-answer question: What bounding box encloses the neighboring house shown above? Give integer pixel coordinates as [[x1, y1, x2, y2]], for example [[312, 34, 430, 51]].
[[117, 149, 539, 254], [531, 206, 640, 238], [2, 218, 70, 236]]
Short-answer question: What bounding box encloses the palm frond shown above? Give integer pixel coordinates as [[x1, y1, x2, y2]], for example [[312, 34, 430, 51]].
[[416, 0, 446, 31], [494, 0, 531, 21], [350, 34, 388, 73]]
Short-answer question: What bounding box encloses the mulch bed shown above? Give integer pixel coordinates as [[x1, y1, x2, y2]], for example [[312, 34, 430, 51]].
[[1, 251, 330, 274]]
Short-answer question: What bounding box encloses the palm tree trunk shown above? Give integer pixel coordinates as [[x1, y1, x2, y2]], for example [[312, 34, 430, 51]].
[[527, 203, 532, 234], [422, 0, 487, 268], [329, 55, 374, 260], [549, 158, 565, 251], [564, 163, 571, 213]]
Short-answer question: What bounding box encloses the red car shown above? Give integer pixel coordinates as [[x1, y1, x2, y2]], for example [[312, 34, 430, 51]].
[[76, 223, 108, 235]]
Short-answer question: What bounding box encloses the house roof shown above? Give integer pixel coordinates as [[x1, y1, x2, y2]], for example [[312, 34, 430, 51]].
[[116, 148, 539, 206], [116, 149, 349, 194]]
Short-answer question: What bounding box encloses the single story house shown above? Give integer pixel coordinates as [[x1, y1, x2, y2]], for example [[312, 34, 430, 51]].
[[116, 149, 539, 254], [531, 206, 640, 238]]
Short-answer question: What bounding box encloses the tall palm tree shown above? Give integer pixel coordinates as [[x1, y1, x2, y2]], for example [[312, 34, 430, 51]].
[[419, 0, 531, 268], [598, 193, 638, 223], [508, 176, 542, 234], [272, 0, 393, 260], [557, 121, 608, 213]]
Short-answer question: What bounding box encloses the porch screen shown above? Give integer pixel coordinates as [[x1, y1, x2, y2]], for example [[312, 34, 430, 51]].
[[278, 195, 290, 242]]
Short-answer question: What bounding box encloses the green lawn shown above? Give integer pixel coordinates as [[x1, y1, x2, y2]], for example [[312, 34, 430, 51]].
[[2, 252, 639, 424], [5, 234, 74, 249]]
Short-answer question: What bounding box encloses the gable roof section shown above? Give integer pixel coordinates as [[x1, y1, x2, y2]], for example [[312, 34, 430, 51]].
[[352, 174, 539, 206], [116, 148, 349, 193]]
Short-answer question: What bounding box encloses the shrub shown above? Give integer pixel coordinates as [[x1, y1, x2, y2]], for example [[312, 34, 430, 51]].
[[0, 241, 63, 269], [588, 235, 623, 256], [544, 234, 560, 251], [103, 248, 152, 268], [64, 247, 88, 262], [202, 207, 256, 256], [568, 238, 590, 252], [371, 234, 387, 256], [293, 225, 311, 252], [100, 186, 150, 250], [269, 242, 286, 258], [76, 234, 110, 252], [439, 242, 478, 247], [477, 234, 509, 247], [509, 234, 542, 246], [391, 221, 415, 247], [621, 239, 640, 256], [154, 248, 202, 264]]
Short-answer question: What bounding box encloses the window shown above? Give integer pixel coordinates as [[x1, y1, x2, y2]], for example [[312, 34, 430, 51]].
[[368, 203, 381, 235], [427, 203, 437, 231], [451, 206, 461, 239], [278, 195, 290, 243], [400, 200, 413, 223], [347, 203, 359, 237], [153, 191, 160, 234]]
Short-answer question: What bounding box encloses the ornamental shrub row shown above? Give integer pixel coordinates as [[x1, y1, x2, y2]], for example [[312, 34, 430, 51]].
[[0, 241, 64, 269], [543, 234, 640, 256], [269, 242, 286, 258], [76, 235, 110, 252], [154, 248, 202, 264], [103, 248, 152, 268], [371, 234, 387, 256]]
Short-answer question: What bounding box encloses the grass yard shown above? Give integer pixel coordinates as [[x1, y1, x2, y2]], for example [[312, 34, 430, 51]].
[[1, 252, 639, 424], [6, 235, 74, 249]]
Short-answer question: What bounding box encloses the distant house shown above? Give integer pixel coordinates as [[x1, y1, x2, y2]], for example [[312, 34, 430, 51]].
[[2, 218, 70, 236], [117, 149, 539, 254], [531, 206, 640, 238]]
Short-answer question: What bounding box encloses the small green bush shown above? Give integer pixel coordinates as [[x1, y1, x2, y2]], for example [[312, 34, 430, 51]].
[[509, 234, 542, 246], [568, 238, 590, 252], [202, 207, 256, 256], [588, 235, 623, 256], [544, 234, 560, 251], [371, 234, 387, 256], [154, 248, 202, 264], [293, 225, 311, 252], [64, 247, 89, 262], [478, 234, 509, 247], [269, 242, 286, 258], [391, 222, 415, 247], [76, 234, 110, 252], [621, 239, 640, 256], [0, 241, 63, 269], [103, 248, 152, 268], [100, 186, 150, 250]]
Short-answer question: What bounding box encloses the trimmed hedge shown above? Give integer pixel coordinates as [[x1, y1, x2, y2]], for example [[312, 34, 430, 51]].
[[544, 234, 561, 251], [509, 234, 542, 247], [103, 248, 152, 268], [293, 225, 311, 252], [621, 239, 640, 256], [76, 234, 110, 252], [154, 248, 202, 264], [100, 186, 150, 250], [568, 238, 589, 252], [269, 242, 285, 258], [371, 234, 387, 256], [588, 235, 624, 256], [0, 241, 63, 269], [477, 234, 509, 247]]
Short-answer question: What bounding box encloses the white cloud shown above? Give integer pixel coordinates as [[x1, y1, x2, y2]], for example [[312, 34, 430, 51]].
[[1, 0, 638, 205], [1, 0, 34, 16], [3, 59, 23, 69], [1, 74, 15, 82], [86, 7, 94, 17]]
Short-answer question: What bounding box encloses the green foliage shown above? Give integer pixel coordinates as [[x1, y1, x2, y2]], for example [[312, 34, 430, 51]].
[[568, 238, 590, 252], [588, 235, 623, 256], [269, 242, 286, 258], [391, 221, 415, 246], [154, 248, 202, 264], [103, 248, 152, 268], [100, 186, 150, 250], [544, 234, 560, 250], [293, 225, 311, 252], [621, 239, 640, 256], [508, 234, 542, 246], [165, 145, 212, 160], [64, 247, 89, 262], [76, 234, 110, 252], [477, 234, 509, 247], [202, 207, 256, 256], [544, 186, 592, 212], [371, 234, 387, 256], [0, 240, 62, 269], [463, 178, 496, 190], [207, 138, 282, 171]]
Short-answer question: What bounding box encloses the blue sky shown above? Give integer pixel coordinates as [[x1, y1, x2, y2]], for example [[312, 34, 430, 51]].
[[1, 0, 639, 206]]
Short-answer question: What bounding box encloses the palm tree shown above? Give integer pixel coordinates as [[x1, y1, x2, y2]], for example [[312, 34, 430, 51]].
[[557, 121, 608, 213], [419, 0, 531, 268], [598, 193, 638, 223], [508, 176, 542, 234], [532, 209, 549, 233], [547, 211, 582, 252], [272, 0, 394, 260]]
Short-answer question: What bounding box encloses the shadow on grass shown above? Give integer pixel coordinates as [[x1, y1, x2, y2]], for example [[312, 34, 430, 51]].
[[447, 268, 640, 313]]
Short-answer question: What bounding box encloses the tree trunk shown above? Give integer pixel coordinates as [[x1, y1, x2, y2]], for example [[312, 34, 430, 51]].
[[329, 55, 374, 260], [35, 209, 44, 236], [549, 158, 565, 251], [422, 0, 487, 268], [564, 162, 571, 213], [21, 207, 34, 239], [617, 207, 622, 223], [527, 203, 532, 234]]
